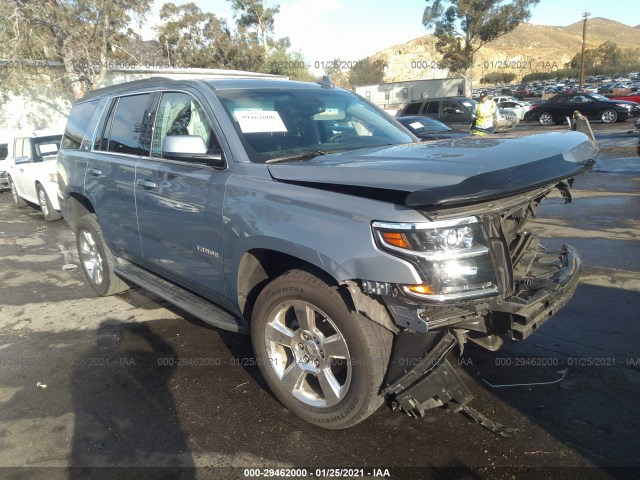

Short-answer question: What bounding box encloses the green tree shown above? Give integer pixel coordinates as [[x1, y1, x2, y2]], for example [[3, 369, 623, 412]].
[[156, 2, 256, 69], [423, 0, 540, 94], [348, 58, 385, 87], [566, 42, 640, 73], [3, 0, 152, 99], [480, 71, 516, 84], [229, 0, 279, 54], [262, 40, 315, 81]]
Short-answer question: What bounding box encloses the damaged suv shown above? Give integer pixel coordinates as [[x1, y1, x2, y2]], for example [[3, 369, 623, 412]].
[[58, 78, 596, 430]]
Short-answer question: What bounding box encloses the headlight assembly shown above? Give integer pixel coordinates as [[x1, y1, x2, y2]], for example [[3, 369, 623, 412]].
[[372, 216, 498, 302]]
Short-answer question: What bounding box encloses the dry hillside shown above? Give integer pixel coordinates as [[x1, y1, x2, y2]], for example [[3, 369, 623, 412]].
[[373, 17, 640, 84]]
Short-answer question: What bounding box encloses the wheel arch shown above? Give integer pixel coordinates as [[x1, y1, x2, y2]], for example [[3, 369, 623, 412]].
[[65, 193, 95, 230], [236, 248, 340, 323], [236, 248, 398, 334]]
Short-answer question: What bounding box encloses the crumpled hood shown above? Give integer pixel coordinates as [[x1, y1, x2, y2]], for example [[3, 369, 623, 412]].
[[267, 131, 597, 207]]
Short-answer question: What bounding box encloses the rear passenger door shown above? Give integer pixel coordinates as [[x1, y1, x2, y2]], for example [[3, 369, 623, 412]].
[[134, 89, 229, 302], [86, 92, 154, 261]]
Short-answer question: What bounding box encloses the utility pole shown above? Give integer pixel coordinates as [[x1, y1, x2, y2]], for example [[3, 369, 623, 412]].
[[579, 12, 590, 92]]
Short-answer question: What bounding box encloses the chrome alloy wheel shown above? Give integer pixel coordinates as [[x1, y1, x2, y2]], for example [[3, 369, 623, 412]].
[[78, 229, 104, 286], [264, 300, 352, 407], [38, 188, 49, 217], [601, 109, 617, 123]]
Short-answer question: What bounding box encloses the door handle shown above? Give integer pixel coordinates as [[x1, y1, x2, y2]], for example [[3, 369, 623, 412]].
[[88, 168, 102, 176], [136, 179, 157, 189]]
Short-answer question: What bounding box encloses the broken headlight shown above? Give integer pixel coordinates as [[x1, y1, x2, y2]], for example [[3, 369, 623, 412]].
[[372, 216, 498, 302]]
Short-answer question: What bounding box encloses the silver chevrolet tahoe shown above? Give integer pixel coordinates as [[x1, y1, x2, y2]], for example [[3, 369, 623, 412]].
[[57, 77, 596, 431]]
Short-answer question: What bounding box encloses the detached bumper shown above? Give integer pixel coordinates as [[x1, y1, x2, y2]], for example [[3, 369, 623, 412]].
[[494, 244, 581, 340]]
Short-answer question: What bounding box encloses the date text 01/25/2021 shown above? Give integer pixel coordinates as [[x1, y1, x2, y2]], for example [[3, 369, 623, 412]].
[[243, 468, 391, 477]]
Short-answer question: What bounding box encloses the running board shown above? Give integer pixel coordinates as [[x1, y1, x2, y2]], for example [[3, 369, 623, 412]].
[[114, 259, 248, 334]]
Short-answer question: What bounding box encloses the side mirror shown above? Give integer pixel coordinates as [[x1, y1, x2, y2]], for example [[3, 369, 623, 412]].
[[162, 135, 224, 167], [14, 156, 31, 165], [454, 108, 463, 114]]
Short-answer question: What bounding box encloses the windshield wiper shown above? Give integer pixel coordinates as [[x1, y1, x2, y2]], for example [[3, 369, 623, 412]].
[[266, 150, 327, 164]]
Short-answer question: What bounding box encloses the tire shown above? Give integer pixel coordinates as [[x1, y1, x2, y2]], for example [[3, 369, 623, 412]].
[[36, 184, 62, 222], [251, 269, 392, 429], [75, 214, 129, 296], [538, 112, 553, 126], [8, 176, 27, 207], [600, 109, 618, 124]]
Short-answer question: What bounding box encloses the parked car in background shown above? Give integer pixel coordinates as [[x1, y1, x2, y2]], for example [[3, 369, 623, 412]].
[[397, 96, 477, 128], [395, 116, 469, 140], [525, 93, 640, 125], [494, 109, 519, 132], [497, 100, 531, 120], [6, 129, 63, 221], [491, 95, 520, 104], [611, 92, 640, 105], [0, 142, 8, 191]]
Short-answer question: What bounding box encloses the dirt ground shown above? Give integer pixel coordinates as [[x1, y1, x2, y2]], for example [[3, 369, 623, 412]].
[[0, 122, 639, 480]]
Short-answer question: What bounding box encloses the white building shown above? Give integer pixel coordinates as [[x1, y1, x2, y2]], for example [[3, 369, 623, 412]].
[[355, 78, 466, 115]]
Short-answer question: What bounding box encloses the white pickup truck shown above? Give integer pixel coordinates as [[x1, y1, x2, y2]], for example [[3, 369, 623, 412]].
[[6, 129, 63, 221]]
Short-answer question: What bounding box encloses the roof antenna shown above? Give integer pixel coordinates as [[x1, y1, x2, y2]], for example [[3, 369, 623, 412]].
[[318, 75, 333, 88]]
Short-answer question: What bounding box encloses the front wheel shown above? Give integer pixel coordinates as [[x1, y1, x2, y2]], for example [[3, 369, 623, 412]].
[[75, 214, 129, 296], [600, 109, 618, 124], [37, 185, 62, 222], [9, 177, 27, 207], [538, 112, 553, 125], [251, 270, 392, 429]]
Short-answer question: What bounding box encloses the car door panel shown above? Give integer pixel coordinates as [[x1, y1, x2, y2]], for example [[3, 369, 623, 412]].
[[86, 93, 154, 262], [134, 89, 229, 303]]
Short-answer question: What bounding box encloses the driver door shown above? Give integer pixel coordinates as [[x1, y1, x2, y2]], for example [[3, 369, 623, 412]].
[[135, 89, 231, 302]]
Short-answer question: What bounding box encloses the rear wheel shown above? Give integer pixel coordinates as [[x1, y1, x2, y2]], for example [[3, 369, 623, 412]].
[[9, 177, 27, 207], [76, 214, 129, 296], [37, 184, 62, 222], [538, 112, 553, 125], [251, 269, 392, 429], [600, 109, 618, 124]]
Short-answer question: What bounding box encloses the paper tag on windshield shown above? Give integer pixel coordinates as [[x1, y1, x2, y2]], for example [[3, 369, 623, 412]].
[[235, 110, 287, 133], [409, 122, 423, 129]]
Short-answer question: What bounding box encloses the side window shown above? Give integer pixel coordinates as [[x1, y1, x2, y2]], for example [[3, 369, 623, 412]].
[[425, 101, 439, 114], [22, 139, 33, 160], [403, 102, 421, 115], [94, 98, 116, 151], [442, 101, 462, 114], [62, 100, 100, 150], [151, 92, 221, 159], [104, 93, 152, 155], [13, 138, 24, 158]]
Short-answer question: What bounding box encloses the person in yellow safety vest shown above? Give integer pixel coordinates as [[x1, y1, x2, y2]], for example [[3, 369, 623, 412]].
[[472, 91, 498, 134]]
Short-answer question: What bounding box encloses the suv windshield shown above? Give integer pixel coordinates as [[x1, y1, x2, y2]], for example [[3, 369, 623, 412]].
[[215, 88, 414, 163]]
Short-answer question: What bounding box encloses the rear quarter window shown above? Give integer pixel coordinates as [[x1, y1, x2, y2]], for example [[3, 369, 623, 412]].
[[403, 103, 422, 115], [104, 94, 152, 156], [61, 100, 100, 150]]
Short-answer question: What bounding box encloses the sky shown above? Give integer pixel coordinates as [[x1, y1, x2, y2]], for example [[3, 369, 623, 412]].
[[142, 0, 640, 67]]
